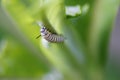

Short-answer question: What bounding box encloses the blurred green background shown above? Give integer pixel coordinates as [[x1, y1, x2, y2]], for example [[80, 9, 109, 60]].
[[0, 0, 120, 80]]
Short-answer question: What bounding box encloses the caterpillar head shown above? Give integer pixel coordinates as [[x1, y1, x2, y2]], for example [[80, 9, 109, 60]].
[[40, 27, 47, 36], [40, 27, 45, 31]]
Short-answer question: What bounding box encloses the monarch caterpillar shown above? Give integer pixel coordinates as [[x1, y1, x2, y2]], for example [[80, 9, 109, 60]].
[[36, 27, 65, 43]]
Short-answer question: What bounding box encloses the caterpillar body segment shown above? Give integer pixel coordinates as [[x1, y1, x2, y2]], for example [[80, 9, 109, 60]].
[[36, 27, 65, 43], [40, 27, 65, 43]]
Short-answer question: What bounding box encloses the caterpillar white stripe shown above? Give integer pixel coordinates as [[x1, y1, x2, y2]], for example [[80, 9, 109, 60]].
[[36, 27, 65, 43]]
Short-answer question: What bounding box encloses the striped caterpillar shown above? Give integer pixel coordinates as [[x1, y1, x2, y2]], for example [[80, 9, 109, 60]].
[[36, 26, 65, 43]]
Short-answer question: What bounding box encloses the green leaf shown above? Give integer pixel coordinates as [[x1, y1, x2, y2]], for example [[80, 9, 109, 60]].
[[0, 0, 50, 77], [0, 0, 119, 80]]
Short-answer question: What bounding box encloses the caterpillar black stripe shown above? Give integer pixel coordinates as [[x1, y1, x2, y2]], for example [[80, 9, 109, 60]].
[[36, 27, 65, 43]]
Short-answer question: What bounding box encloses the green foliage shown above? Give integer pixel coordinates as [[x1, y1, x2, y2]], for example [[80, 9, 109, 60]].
[[0, 0, 119, 80]]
